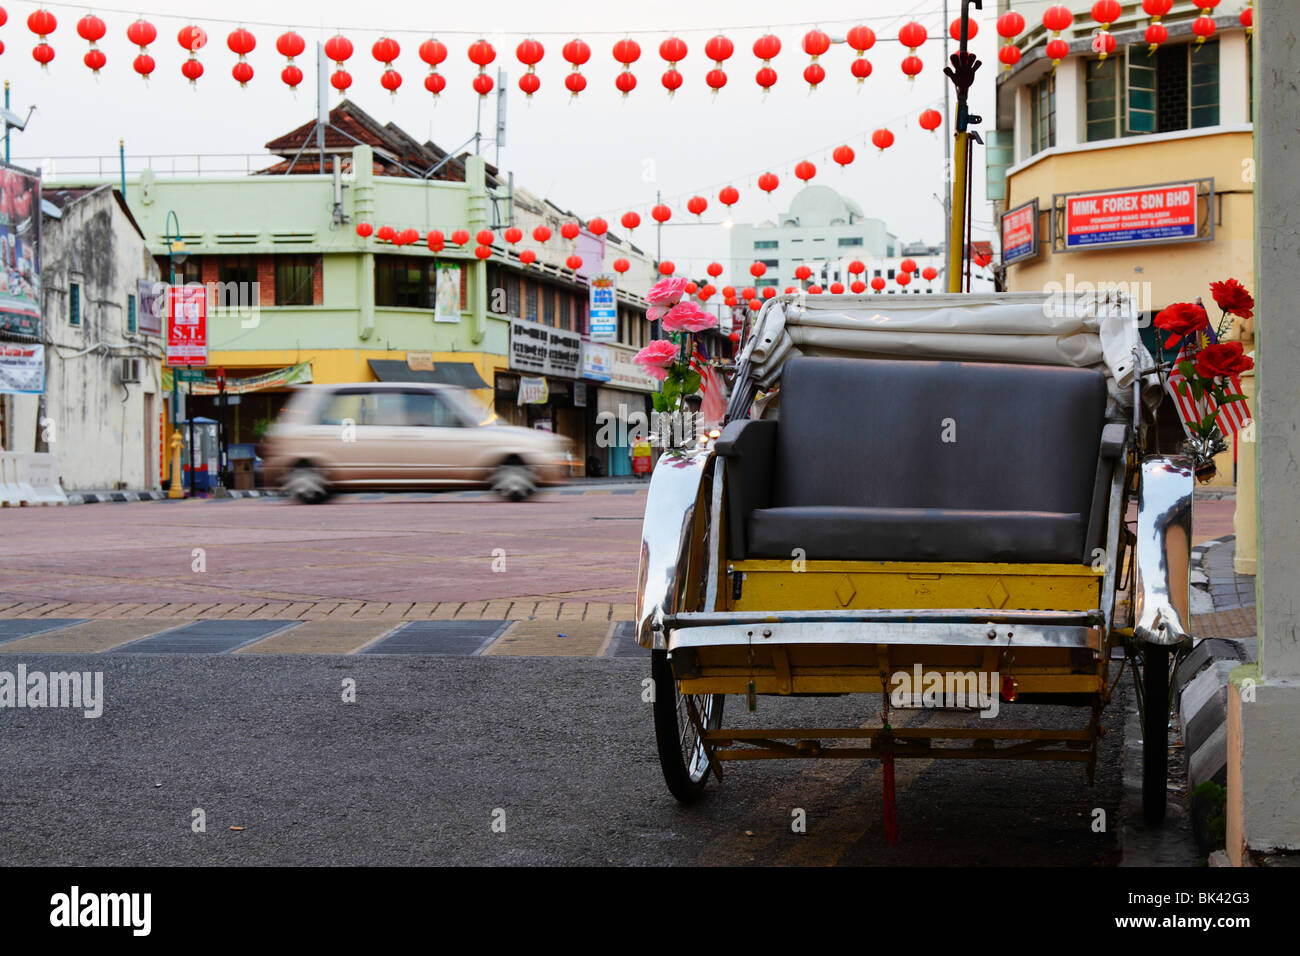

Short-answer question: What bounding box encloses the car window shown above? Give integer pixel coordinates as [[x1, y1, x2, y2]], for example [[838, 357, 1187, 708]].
[[318, 391, 406, 426], [402, 390, 464, 427]]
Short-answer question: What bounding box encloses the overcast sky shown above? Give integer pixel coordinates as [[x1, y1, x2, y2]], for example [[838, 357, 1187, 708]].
[[7, 0, 999, 273]]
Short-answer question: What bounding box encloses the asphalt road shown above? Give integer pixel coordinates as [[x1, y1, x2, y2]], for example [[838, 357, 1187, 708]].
[[0, 653, 1128, 866]]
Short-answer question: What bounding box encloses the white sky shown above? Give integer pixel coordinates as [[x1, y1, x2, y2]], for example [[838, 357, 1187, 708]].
[[6, 0, 1000, 273]]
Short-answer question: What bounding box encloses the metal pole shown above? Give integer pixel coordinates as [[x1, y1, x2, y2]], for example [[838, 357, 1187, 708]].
[[946, 0, 982, 293], [118, 139, 126, 198], [4, 82, 9, 164], [942, 0, 951, 271], [187, 381, 196, 498], [656, 189, 662, 264]]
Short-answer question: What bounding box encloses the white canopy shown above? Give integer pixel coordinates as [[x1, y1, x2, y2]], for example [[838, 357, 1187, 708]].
[[740, 291, 1156, 409]]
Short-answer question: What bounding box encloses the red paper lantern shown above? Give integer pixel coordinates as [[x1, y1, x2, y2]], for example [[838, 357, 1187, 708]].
[[612, 258, 630, 274], [1240, 7, 1252, 34], [324, 34, 353, 65], [762, 287, 776, 299], [795, 265, 812, 281], [475, 245, 492, 260], [950, 18, 978, 41], [426, 230, 444, 251], [706, 69, 728, 92], [134, 54, 156, 78], [998, 11, 1026, 39], [901, 55, 923, 79], [706, 262, 723, 277], [1043, 5, 1074, 34], [850, 281, 867, 294], [758, 172, 779, 194], [472, 73, 494, 96], [851, 58, 873, 82], [898, 21, 927, 51], [794, 161, 816, 182], [748, 299, 762, 312], [519, 250, 537, 265], [724, 295, 737, 307], [33, 43, 54, 66], [1092, 0, 1122, 28], [871, 128, 895, 151], [802, 29, 830, 58], [532, 225, 551, 243], [233, 62, 254, 87], [281, 65, 303, 89], [615, 71, 637, 96], [756, 66, 778, 91], [719, 187, 739, 207], [830, 282, 845, 294], [1092, 31, 1117, 58], [27, 9, 56, 40], [356, 222, 373, 238], [847, 25, 876, 54], [77, 14, 106, 44], [803, 63, 826, 89], [659, 36, 687, 66], [1046, 39, 1070, 65], [847, 260, 865, 275], [502, 227, 523, 244], [468, 39, 496, 67], [1144, 23, 1168, 52], [651, 204, 671, 224], [426, 72, 447, 96], [562, 37, 590, 66], [729, 331, 741, 343], [380, 69, 402, 94], [685, 281, 698, 294], [182, 57, 204, 84], [228, 28, 256, 59], [722, 286, 736, 298], [420, 38, 449, 67], [475, 229, 495, 246], [178, 25, 207, 53], [565, 72, 589, 96], [621, 211, 641, 231], [687, 196, 708, 217], [661, 69, 683, 94], [1143, 0, 1174, 16], [753, 33, 781, 62], [919, 109, 942, 132], [750, 262, 766, 278], [897, 272, 912, 286], [277, 31, 305, 60], [127, 18, 157, 50], [871, 277, 886, 291], [331, 70, 352, 92], [560, 222, 580, 241], [588, 218, 608, 236], [516, 38, 544, 69], [1192, 16, 1216, 44], [705, 34, 734, 65], [999, 46, 1022, 68], [832, 145, 855, 168], [613, 38, 641, 66], [900, 259, 918, 274], [376, 226, 396, 242], [451, 229, 470, 246], [699, 285, 715, 301], [741, 286, 757, 300], [84, 49, 106, 73], [808, 285, 823, 295], [519, 74, 541, 97], [659, 261, 675, 276], [922, 266, 938, 281]]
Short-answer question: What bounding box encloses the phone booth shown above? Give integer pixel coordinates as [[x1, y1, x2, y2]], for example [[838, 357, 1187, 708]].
[[181, 417, 220, 492]]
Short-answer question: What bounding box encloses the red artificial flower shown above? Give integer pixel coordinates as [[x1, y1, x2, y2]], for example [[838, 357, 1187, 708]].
[[1154, 301, 1209, 349], [1209, 278, 1254, 320], [1195, 341, 1254, 379]]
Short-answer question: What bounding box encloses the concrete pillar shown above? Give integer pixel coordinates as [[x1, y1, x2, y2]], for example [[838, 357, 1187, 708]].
[[1054, 58, 1082, 150], [465, 154, 488, 346], [1218, 30, 1250, 126], [1226, 0, 1300, 862], [1232, 367, 1256, 574], [352, 145, 375, 342]]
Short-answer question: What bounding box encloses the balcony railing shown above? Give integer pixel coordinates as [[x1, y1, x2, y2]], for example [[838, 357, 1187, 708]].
[[13, 153, 284, 180]]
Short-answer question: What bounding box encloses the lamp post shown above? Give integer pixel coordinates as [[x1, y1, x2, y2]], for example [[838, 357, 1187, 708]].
[[163, 209, 195, 498]]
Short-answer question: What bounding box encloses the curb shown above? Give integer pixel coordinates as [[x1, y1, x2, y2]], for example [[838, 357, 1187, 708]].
[[66, 489, 284, 505]]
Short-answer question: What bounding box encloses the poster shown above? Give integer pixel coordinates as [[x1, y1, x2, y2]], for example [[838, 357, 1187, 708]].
[[138, 280, 163, 335], [589, 274, 617, 341], [0, 343, 44, 394], [166, 284, 207, 366], [509, 318, 581, 377], [1001, 200, 1038, 265], [1062, 182, 1200, 250], [0, 164, 41, 339], [435, 264, 462, 323]]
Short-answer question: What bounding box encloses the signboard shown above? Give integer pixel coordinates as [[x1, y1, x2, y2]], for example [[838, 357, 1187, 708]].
[[407, 351, 435, 371], [138, 280, 163, 335], [573, 382, 587, 407], [589, 274, 618, 341], [581, 342, 613, 381], [518, 375, 549, 405], [166, 285, 207, 366], [509, 318, 581, 378], [434, 264, 462, 323], [0, 164, 42, 339], [176, 368, 205, 384], [607, 343, 659, 393], [0, 343, 43, 394], [1001, 199, 1038, 265], [1061, 181, 1201, 251]]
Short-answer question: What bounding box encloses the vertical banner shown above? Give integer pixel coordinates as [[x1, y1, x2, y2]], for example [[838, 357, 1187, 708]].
[[166, 285, 208, 366], [0, 343, 44, 394], [589, 274, 617, 341], [0, 163, 42, 338], [434, 264, 462, 323], [1000, 199, 1039, 265]]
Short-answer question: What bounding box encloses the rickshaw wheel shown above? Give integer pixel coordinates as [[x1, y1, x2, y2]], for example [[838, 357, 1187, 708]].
[[1142, 644, 1171, 826], [652, 650, 724, 804]]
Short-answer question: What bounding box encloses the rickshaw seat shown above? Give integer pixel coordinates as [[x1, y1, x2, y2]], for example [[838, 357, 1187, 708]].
[[717, 356, 1109, 564]]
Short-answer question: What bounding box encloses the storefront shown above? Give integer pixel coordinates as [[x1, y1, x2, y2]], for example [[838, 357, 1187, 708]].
[[496, 317, 586, 472], [580, 340, 657, 477]]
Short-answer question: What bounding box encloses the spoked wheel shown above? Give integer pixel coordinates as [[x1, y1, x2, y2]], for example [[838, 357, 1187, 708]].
[[491, 461, 537, 502], [1141, 643, 1172, 826], [283, 464, 329, 504], [652, 649, 724, 804]]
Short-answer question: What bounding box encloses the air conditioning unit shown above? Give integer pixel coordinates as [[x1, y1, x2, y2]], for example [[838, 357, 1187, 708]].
[[119, 358, 142, 383]]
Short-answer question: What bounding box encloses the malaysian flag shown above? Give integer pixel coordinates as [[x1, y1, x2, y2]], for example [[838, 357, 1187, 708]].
[[689, 345, 727, 427], [1165, 340, 1252, 440]]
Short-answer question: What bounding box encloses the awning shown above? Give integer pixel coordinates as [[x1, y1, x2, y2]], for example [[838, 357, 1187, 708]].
[[367, 359, 489, 390]]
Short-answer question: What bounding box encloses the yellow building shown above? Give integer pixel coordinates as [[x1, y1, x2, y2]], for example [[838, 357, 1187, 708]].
[[990, 2, 1253, 495]]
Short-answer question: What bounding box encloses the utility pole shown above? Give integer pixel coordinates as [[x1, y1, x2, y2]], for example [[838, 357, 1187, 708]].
[[944, 0, 983, 293], [942, 0, 952, 273]]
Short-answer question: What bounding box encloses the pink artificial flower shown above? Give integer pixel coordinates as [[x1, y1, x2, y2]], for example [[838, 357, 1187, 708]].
[[647, 304, 669, 323], [646, 276, 690, 306], [644, 364, 669, 382], [662, 301, 719, 333], [633, 339, 679, 370]]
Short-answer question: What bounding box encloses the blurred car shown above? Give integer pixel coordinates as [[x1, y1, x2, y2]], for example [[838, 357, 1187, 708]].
[[260, 383, 572, 503]]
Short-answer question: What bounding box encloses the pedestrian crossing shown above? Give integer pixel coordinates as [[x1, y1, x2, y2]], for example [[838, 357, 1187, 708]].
[[0, 616, 647, 658]]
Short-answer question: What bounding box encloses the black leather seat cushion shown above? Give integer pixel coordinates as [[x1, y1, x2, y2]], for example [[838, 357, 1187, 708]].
[[754, 356, 1107, 563], [748, 506, 1086, 563]]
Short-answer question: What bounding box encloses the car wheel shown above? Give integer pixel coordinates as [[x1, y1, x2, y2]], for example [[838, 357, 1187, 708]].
[[491, 462, 537, 501], [283, 464, 329, 504]]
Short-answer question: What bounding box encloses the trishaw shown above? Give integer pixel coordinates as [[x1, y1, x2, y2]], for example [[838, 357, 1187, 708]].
[[636, 291, 1193, 828]]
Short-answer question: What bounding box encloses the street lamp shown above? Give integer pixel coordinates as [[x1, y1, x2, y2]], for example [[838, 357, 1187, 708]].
[[163, 210, 196, 498]]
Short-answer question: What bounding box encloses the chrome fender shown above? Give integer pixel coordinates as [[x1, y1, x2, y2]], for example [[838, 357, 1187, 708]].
[[635, 449, 713, 650], [1134, 456, 1194, 647]]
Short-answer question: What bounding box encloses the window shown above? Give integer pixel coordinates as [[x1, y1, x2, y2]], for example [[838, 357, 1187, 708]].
[[759, 259, 779, 267], [317, 390, 405, 427], [126, 294, 137, 334], [506, 274, 521, 317], [753, 240, 778, 250], [401, 390, 464, 428], [838, 237, 864, 247], [374, 256, 428, 308], [1030, 74, 1056, 153], [887, 268, 895, 280], [1189, 39, 1220, 128], [1086, 56, 1122, 141], [1124, 40, 1219, 135], [274, 255, 315, 306], [1127, 47, 1157, 133], [69, 282, 81, 326], [543, 287, 556, 327], [525, 283, 539, 322], [218, 255, 256, 289]]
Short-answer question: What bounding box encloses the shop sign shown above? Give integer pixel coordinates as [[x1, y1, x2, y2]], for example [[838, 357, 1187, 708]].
[[0, 343, 43, 394], [589, 274, 618, 341], [1060, 181, 1202, 250], [1001, 199, 1038, 265], [510, 318, 581, 377], [518, 375, 549, 405], [581, 342, 613, 382]]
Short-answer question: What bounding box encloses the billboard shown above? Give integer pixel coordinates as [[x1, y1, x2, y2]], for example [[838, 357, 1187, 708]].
[[589, 274, 617, 341], [0, 342, 43, 394], [0, 164, 41, 338], [166, 285, 208, 366], [1060, 181, 1203, 251], [1000, 199, 1038, 265]]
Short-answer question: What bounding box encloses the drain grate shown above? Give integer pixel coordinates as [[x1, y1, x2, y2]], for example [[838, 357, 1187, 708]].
[[110, 620, 297, 655], [0, 619, 88, 645], [361, 620, 509, 656], [605, 621, 648, 658]]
